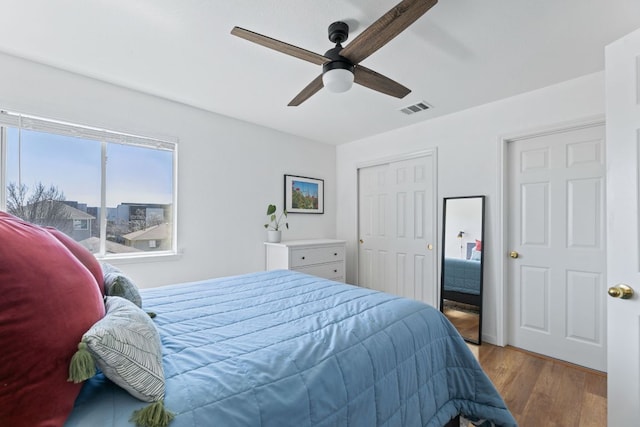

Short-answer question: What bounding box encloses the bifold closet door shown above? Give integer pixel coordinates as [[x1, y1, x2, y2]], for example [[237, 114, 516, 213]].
[[358, 154, 437, 306]]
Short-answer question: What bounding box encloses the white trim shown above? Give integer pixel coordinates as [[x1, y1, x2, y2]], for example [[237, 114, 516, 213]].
[[0, 110, 177, 150], [432, 148, 440, 305], [171, 142, 179, 254], [98, 251, 183, 265], [355, 149, 437, 169], [496, 114, 605, 346], [100, 142, 107, 256]]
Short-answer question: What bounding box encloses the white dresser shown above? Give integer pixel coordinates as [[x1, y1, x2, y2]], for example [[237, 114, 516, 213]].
[[264, 239, 346, 282]]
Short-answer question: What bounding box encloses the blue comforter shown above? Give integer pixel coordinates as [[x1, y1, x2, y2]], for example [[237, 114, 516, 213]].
[[66, 270, 516, 427], [443, 257, 482, 295]]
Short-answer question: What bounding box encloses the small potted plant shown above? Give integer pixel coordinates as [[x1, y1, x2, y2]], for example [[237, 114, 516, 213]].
[[264, 204, 288, 243]]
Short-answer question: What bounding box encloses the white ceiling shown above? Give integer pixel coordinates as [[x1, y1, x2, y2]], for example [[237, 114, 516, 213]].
[[1, 0, 639, 144]]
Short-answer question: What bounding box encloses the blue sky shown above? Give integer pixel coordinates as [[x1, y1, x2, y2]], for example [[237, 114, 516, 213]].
[[6, 128, 173, 207]]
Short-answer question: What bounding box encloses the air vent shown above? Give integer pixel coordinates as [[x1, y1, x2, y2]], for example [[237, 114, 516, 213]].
[[399, 101, 432, 115]]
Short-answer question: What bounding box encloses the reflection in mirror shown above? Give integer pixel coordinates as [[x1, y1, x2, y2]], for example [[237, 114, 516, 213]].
[[440, 196, 485, 344]]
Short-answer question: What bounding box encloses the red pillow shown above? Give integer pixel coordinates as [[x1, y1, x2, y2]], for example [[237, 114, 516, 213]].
[[46, 227, 104, 295], [475, 239, 482, 251], [0, 212, 105, 427]]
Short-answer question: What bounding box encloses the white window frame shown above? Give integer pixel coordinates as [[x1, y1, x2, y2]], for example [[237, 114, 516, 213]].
[[0, 110, 179, 260], [73, 219, 89, 231]]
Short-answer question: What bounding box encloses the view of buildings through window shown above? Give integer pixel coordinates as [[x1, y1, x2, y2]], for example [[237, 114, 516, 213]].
[[2, 121, 175, 255]]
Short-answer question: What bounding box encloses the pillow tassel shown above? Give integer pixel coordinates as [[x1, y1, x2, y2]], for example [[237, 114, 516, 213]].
[[67, 341, 96, 383], [130, 400, 175, 427], [111, 276, 127, 296]]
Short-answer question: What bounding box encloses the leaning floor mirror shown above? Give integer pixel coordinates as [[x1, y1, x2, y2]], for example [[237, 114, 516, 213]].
[[440, 196, 485, 344]]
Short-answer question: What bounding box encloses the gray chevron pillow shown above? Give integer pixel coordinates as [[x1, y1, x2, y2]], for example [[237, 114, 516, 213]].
[[82, 296, 164, 402]]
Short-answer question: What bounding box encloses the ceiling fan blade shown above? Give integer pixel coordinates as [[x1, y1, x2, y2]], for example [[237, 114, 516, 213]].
[[288, 75, 324, 106], [354, 66, 411, 99], [231, 26, 329, 65], [340, 0, 438, 64]]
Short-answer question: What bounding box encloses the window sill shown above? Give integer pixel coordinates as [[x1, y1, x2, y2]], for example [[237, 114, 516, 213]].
[[96, 250, 183, 265]]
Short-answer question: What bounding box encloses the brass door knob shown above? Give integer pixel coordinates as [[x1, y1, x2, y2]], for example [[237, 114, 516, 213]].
[[509, 251, 519, 259], [608, 284, 634, 299], [359, 239, 364, 244]]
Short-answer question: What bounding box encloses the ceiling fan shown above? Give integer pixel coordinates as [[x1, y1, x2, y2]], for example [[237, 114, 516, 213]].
[[231, 0, 438, 106]]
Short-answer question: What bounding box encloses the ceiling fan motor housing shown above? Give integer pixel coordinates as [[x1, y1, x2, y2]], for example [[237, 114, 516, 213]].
[[325, 21, 353, 74], [323, 45, 354, 74], [328, 21, 349, 44]]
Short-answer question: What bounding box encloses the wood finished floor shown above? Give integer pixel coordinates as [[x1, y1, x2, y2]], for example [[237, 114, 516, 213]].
[[468, 344, 607, 427], [443, 306, 479, 342]]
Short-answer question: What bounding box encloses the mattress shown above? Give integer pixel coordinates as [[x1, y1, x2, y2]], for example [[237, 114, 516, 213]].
[[66, 270, 515, 426]]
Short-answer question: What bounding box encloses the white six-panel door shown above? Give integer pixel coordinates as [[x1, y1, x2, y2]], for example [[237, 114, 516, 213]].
[[605, 27, 640, 426], [358, 154, 437, 306], [507, 124, 607, 371]]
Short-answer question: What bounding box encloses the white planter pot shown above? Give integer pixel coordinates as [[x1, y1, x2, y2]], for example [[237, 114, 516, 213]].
[[266, 230, 282, 243]]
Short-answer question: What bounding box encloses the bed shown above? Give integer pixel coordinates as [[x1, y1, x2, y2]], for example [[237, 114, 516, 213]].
[[442, 257, 482, 306], [64, 269, 516, 427]]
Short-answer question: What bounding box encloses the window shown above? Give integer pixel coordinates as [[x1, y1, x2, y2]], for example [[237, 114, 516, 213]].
[[0, 111, 177, 257], [73, 219, 89, 231]]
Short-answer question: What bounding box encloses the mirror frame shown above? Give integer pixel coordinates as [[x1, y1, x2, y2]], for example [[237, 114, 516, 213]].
[[440, 195, 485, 344]]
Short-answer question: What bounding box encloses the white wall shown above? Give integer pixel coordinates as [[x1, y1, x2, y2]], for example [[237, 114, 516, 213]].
[[336, 71, 605, 344], [444, 198, 483, 259], [0, 52, 336, 287], [0, 49, 608, 342]]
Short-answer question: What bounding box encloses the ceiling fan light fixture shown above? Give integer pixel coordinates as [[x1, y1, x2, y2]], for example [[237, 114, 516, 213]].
[[322, 61, 354, 93]]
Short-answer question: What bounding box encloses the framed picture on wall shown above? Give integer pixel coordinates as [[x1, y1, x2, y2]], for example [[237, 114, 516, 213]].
[[284, 174, 324, 214]]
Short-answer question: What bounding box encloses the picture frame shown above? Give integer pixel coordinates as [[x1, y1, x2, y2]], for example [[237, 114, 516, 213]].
[[284, 174, 324, 214]]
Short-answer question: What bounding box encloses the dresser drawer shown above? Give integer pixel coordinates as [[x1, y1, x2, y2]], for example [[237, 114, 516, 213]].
[[265, 239, 346, 283], [289, 246, 345, 268], [294, 261, 344, 281]]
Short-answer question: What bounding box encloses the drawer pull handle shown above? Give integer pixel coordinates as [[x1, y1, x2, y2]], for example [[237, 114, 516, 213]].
[[334, 253, 338, 256], [301, 256, 305, 260], [334, 269, 338, 273]]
